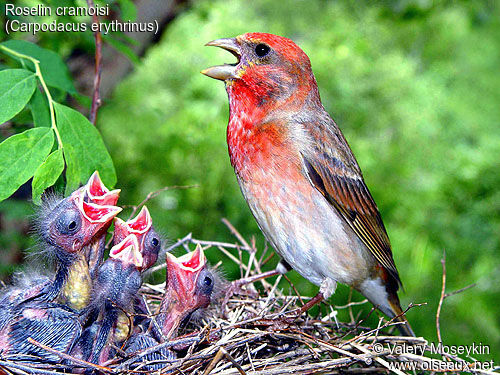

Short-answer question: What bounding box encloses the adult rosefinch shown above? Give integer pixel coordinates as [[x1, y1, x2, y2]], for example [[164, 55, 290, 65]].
[[202, 33, 414, 336]]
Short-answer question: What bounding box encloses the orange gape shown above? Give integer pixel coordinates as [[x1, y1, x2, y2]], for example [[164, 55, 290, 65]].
[[203, 32, 414, 336]]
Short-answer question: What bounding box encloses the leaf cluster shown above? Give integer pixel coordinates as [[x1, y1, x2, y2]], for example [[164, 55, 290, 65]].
[[0, 40, 115, 203]]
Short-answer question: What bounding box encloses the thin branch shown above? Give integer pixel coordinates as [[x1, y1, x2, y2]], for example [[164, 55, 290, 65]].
[[86, 0, 103, 125], [436, 250, 446, 344], [203, 347, 225, 375], [282, 274, 305, 306], [220, 347, 248, 375], [222, 218, 251, 250], [444, 283, 476, 298]]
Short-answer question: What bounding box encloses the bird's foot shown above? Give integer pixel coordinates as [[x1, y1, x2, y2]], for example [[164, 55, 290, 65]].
[[283, 278, 334, 320], [281, 279, 334, 321], [288, 292, 325, 319]]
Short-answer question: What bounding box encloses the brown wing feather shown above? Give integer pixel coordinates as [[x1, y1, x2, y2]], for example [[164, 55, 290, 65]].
[[300, 118, 401, 285]]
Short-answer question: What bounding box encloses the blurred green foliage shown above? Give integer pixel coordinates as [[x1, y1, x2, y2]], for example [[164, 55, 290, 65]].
[[97, 0, 500, 355], [0, 0, 498, 359]]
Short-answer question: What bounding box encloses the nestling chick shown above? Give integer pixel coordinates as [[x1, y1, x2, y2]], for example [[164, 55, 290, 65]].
[[0, 186, 121, 363], [125, 246, 218, 371], [113, 206, 162, 273], [74, 235, 144, 366], [74, 208, 163, 367], [58, 172, 121, 311]]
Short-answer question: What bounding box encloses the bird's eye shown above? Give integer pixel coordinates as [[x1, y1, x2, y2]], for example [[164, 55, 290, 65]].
[[255, 43, 270, 58], [197, 269, 214, 296], [56, 209, 81, 235], [203, 276, 212, 287], [144, 230, 161, 267], [68, 221, 77, 231]]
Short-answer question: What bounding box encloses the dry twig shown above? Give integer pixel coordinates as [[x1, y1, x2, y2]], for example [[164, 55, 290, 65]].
[[86, 0, 103, 125], [436, 250, 446, 344]]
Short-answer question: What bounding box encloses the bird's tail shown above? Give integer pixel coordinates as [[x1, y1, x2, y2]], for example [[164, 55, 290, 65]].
[[359, 276, 416, 337], [387, 295, 415, 337]]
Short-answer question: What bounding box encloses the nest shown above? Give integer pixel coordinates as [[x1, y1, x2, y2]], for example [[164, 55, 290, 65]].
[[0, 221, 496, 375]]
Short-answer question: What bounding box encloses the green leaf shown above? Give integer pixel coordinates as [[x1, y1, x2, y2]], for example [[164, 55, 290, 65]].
[[1, 40, 76, 94], [32, 149, 64, 205], [0, 128, 54, 202], [29, 88, 51, 127], [0, 69, 36, 124], [54, 103, 116, 195], [118, 0, 137, 21], [103, 35, 140, 65]]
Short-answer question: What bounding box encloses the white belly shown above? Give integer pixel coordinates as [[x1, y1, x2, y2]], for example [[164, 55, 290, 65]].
[[238, 174, 372, 288]]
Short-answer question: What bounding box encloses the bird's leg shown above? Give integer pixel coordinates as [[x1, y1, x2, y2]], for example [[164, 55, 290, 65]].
[[275, 292, 325, 327], [222, 261, 291, 317], [283, 279, 336, 323], [297, 292, 325, 314], [298, 278, 336, 313]]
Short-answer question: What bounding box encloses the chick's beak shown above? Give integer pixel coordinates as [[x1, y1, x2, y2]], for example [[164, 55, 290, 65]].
[[80, 198, 122, 224], [110, 234, 144, 268], [161, 247, 207, 338], [75, 193, 121, 244], [88, 171, 121, 206], [113, 217, 129, 244], [165, 247, 206, 303], [126, 206, 152, 234], [202, 38, 241, 81]]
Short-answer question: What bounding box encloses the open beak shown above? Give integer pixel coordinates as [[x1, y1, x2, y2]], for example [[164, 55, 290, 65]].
[[113, 206, 158, 271], [79, 196, 122, 225], [68, 192, 121, 251], [113, 207, 152, 242], [85, 171, 121, 206], [201, 38, 241, 81], [165, 246, 206, 302], [125, 206, 152, 234], [168, 246, 206, 273], [112, 217, 129, 244], [110, 234, 144, 268], [161, 246, 207, 338], [113, 205, 153, 251]]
